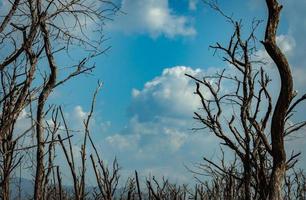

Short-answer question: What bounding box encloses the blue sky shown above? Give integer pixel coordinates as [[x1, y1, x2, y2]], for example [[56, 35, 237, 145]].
[[57, 0, 269, 129], [2, 0, 305, 184], [47, 0, 306, 183]]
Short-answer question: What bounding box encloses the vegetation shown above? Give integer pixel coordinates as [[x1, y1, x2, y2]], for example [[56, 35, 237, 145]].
[[0, 0, 305, 199]]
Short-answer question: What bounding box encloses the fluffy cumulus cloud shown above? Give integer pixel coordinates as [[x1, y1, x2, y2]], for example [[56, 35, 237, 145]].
[[102, 66, 219, 182], [129, 66, 203, 121], [101, 33, 306, 179], [109, 0, 196, 37]]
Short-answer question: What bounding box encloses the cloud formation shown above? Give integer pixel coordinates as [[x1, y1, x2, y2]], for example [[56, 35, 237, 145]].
[[103, 66, 219, 182], [129, 66, 203, 121], [109, 0, 196, 37]]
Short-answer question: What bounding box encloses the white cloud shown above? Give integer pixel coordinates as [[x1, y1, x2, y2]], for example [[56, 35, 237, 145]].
[[74, 105, 87, 120], [106, 133, 140, 150], [189, 0, 199, 11], [104, 43, 306, 180], [164, 128, 188, 151], [276, 35, 296, 55], [47, 0, 306, 184], [109, 0, 196, 37], [129, 66, 205, 121], [102, 66, 221, 183]]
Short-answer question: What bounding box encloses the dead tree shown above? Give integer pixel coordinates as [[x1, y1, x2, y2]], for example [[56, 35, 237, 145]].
[[261, 1, 302, 199], [190, 150, 244, 200], [187, 1, 306, 199], [57, 82, 119, 200], [0, 0, 118, 199], [88, 85, 121, 200]]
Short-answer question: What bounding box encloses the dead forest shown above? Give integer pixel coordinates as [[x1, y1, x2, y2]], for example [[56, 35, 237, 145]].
[[0, 0, 306, 199]]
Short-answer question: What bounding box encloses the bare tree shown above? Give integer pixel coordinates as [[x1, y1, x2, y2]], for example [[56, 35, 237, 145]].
[[187, 0, 306, 199], [261, 1, 302, 199], [1, 1, 305, 200], [0, 0, 118, 199]]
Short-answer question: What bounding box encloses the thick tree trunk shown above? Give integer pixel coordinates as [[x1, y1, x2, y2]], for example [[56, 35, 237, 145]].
[[1, 132, 14, 200], [34, 16, 57, 200], [263, 0, 294, 199], [269, 163, 286, 200], [244, 161, 252, 200], [2, 176, 10, 200]]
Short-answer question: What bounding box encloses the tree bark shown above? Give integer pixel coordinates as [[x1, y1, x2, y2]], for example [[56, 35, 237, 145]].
[[263, 0, 294, 199], [243, 161, 252, 200], [34, 15, 57, 200]]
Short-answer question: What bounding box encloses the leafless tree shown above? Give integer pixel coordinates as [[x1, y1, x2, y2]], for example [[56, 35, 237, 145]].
[[187, 0, 306, 199], [0, 0, 118, 199], [1, 0, 305, 200]]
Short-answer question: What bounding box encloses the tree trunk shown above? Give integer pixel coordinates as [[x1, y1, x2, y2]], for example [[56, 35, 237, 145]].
[[244, 161, 252, 200], [269, 163, 286, 200], [263, 0, 294, 199], [34, 16, 57, 200], [2, 176, 10, 200]]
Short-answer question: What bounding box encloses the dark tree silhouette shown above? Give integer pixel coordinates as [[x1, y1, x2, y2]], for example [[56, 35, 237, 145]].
[[187, 0, 306, 199], [0, 0, 118, 199], [0, 0, 305, 199]]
